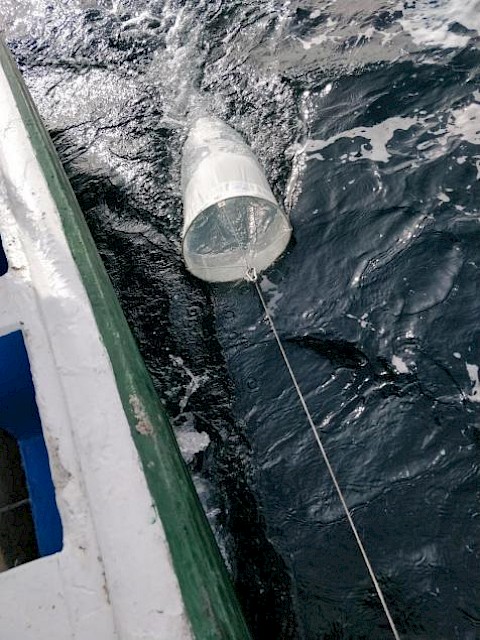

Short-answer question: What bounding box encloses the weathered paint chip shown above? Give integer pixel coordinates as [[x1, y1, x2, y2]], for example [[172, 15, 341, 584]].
[[129, 394, 154, 436]]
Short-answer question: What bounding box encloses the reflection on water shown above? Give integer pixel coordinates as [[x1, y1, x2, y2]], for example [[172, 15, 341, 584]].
[[1, 1, 479, 637]]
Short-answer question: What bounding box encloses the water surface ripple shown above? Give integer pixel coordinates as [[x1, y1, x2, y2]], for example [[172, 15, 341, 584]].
[[2, 1, 479, 637]]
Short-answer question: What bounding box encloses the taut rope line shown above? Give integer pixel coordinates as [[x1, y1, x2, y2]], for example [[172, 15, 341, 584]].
[[244, 267, 401, 640]]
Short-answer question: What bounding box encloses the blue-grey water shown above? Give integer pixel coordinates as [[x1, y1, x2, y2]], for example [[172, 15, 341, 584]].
[[1, 1, 479, 637]]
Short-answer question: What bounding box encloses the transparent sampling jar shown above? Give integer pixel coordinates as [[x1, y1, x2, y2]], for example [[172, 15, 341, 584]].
[[181, 117, 292, 282]]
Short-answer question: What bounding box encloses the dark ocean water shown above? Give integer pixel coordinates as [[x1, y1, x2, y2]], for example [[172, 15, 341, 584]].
[[1, 1, 480, 637]]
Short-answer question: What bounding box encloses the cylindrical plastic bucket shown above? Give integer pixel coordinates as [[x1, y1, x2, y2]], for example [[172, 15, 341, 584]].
[[181, 117, 292, 282]]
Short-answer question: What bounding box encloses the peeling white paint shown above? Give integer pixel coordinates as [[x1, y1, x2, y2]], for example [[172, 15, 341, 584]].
[[129, 394, 155, 436]]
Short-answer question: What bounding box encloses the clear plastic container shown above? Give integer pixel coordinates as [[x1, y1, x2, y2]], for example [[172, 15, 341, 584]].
[[181, 117, 292, 282]]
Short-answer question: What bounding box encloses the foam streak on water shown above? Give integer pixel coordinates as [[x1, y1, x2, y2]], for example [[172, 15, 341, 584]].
[[1, 1, 479, 638], [400, 0, 480, 49]]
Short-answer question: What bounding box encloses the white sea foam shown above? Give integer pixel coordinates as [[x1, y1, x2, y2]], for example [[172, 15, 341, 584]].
[[466, 362, 480, 402], [447, 101, 480, 145], [305, 116, 419, 163], [174, 413, 211, 463], [391, 355, 410, 374], [300, 32, 334, 51], [169, 354, 211, 462], [303, 90, 480, 167], [400, 0, 480, 49], [260, 276, 283, 315], [437, 192, 451, 203], [298, 16, 338, 51], [169, 354, 209, 411]]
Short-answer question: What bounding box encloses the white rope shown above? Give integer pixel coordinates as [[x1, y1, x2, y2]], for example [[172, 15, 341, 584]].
[[245, 266, 401, 640]]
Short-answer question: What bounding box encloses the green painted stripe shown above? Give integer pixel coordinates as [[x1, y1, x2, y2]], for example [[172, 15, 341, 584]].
[[0, 40, 251, 640]]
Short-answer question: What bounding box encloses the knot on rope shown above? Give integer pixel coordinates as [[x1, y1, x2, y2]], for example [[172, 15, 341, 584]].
[[244, 266, 258, 283]]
